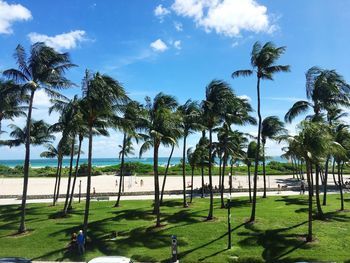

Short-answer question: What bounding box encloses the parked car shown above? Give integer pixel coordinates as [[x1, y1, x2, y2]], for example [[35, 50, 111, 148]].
[[0, 258, 31, 263], [88, 256, 133, 263]]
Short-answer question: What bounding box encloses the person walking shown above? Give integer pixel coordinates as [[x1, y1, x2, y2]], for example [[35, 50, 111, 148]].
[[300, 180, 305, 195], [77, 230, 85, 255]]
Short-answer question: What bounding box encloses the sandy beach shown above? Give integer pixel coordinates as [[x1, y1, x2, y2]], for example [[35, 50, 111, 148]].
[[0, 174, 341, 197]]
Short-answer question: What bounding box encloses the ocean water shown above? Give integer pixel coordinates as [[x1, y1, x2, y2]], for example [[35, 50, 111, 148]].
[[0, 156, 286, 168]]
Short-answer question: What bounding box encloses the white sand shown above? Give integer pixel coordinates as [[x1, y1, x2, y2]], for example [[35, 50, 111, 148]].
[[0, 173, 340, 196]]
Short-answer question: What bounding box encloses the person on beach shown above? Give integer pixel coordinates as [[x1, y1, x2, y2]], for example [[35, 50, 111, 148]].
[[140, 179, 144, 187], [115, 179, 118, 187], [77, 230, 85, 254], [277, 184, 281, 194], [93, 187, 96, 196]]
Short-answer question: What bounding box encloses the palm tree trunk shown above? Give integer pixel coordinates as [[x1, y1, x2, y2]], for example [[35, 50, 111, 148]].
[[182, 135, 188, 208], [160, 143, 175, 205], [55, 159, 63, 202], [153, 141, 161, 227], [315, 165, 324, 219], [68, 136, 83, 210], [83, 126, 93, 235], [220, 154, 227, 208], [306, 160, 313, 242], [207, 128, 214, 220], [115, 133, 126, 207], [250, 76, 261, 223], [63, 137, 75, 215], [190, 166, 194, 203], [18, 89, 35, 233], [310, 165, 314, 196], [338, 161, 344, 211], [248, 164, 252, 203], [332, 159, 338, 186], [230, 161, 233, 195], [53, 157, 61, 206], [218, 156, 222, 190], [262, 142, 267, 198], [201, 161, 205, 198], [323, 157, 329, 206]]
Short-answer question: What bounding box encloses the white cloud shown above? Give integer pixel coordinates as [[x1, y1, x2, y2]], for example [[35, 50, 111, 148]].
[[154, 4, 170, 22], [171, 0, 275, 37], [238, 94, 251, 102], [174, 40, 182, 50], [0, 0, 32, 34], [150, 39, 168, 52], [174, 21, 183, 31], [231, 41, 239, 48], [28, 30, 87, 51]]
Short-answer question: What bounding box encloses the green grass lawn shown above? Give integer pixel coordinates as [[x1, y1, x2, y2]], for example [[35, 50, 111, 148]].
[[0, 194, 350, 263]]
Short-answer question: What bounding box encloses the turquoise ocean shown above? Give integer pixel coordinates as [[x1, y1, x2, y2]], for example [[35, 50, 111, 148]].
[[0, 156, 286, 168]]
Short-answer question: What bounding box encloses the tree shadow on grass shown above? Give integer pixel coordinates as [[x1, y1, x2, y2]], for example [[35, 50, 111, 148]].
[[275, 196, 308, 207], [237, 221, 311, 263]]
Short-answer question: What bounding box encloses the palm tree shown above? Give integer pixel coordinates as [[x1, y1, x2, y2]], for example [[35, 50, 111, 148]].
[[197, 131, 209, 198], [139, 93, 179, 227], [243, 141, 257, 203], [201, 80, 237, 220], [0, 80, 27, 137], [3, 43, 75, 233], [113, 100, 145, 207], [187, 147, 200, 203], [285, 67, 350, 217], [232, 41, 290, 222], [177, 100, 201, 208], [261, 116, 287, 198], [3, 120, 54, 147], [293, 121, 334, 242], [81, 70, 127, 234]]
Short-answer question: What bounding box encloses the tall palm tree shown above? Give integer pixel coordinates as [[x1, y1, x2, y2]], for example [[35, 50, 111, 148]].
[[232, 41, 290, 222], [201, 80, 237, 220], [261, 116, 287, 198], [3, 43, 75, 233], [81, 70, 127, 234], [177, 100, 201, 208], [0, 80, 27, 136], [113, 100, 145, 207], [139, 93, 179, 227]]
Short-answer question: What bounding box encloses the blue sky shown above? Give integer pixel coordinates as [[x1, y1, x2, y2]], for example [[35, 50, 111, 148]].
[[1, 0, 350, 160]]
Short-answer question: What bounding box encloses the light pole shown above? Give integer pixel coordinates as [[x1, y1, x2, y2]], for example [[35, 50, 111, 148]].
[[227, 194, 232, 249]]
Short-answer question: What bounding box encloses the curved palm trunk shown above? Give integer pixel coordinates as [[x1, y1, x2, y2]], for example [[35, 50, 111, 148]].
[[332, 159, 338, 186], [160, 143, 175, 205], [310, 165, 314, 196], [338, 161, 344, 211], [250, 77, 261, 223], [220, 154, 227, 208], [83, 126, 93, 235], [306, 160, 313, 242], [248, 164, 252, 203], [207, 128, 214, 220], [315, 165, 324, 219], [182, 135, 188, 208], [323, 157, 330, 206], [115, 133, 126, 207], [53, 157, 61, 206], [190, 166, 194, 203], [153, 141, 161, 227], [63, 137, 75, 215], [19, 90, 35, 233], [68, 136, 83, 210], [262, 142, 267, 198]]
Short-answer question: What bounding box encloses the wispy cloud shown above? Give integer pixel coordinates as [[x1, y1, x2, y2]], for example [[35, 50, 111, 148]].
[[154, 4, 171, 22], [150, 39, 168, 52], [263, 97, 304, 102]]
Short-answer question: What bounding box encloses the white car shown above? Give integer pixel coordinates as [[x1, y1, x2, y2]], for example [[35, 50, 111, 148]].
[[88, 256, 133, 263]]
